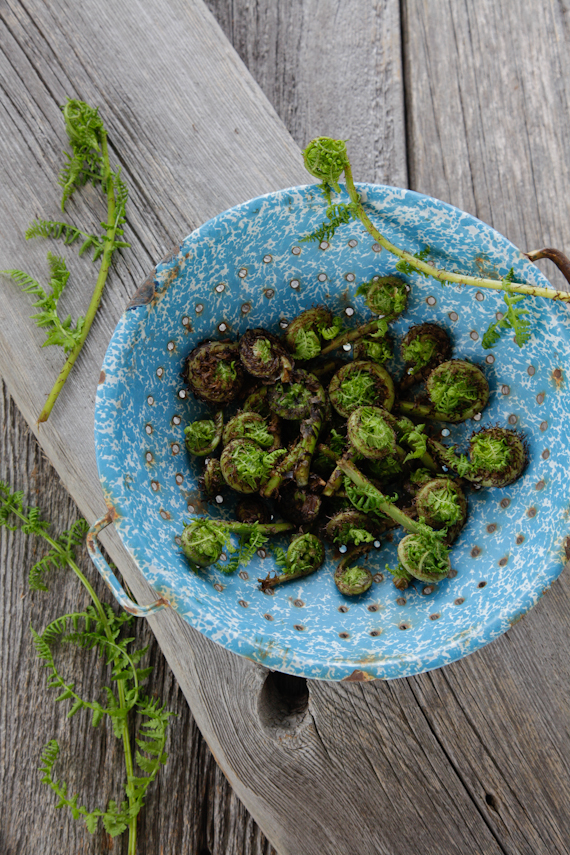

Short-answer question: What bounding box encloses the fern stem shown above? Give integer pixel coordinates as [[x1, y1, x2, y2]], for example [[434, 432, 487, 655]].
[[13, 497, 139, 850], [59, 560, 137, 849], [320, 318, 381, 356], [62, 557, 137, 850], [342, 163, 570, 303], [38, 129, 118, 424], [338, 458, 424, 533]]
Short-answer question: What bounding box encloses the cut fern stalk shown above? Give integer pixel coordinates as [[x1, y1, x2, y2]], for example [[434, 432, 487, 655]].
[[319, 318, 384, 356], [302, 137, 570, 309], [0, 481, 173, 854], [337, 458, 425, 534], [38, 125, 124, 423], [1, 99, 130, 424]]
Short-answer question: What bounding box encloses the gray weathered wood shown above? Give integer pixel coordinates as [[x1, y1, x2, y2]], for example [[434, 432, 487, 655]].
[[0, 0, 407, 853], [205, 0, 408, 186], [402, 0, 570, 291], [0, 381, 276, 855], [397, 1, 570, 849], [4, 0, 570, 854]]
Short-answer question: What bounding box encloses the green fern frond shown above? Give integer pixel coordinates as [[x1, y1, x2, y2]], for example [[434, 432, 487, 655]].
[[301, 202, 358, 244], [395, 246, 431, 278], [26, 219, 105, 259], [482, 285, 530, 350], [292, 327, 322, 360], [4, 252, 85, 354], [271, 545, 289, 569], [318, 315, 343, 340], [59, 99, 106, 209]]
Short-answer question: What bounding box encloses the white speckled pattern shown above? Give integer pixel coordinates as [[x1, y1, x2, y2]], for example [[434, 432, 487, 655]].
[[93, 184, 570, 681]]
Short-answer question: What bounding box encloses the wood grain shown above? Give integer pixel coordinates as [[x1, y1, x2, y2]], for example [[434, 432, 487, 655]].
[[205, 0, 408, 186], [3, 1, 570, 854], [0, 380, 276, 855], [398, 1, 570, 850], [0, 0, 407, 853], [402, 0, 570, 291]]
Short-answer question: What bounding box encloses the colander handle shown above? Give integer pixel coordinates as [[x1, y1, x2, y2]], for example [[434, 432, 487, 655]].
[[525, 247, 570, 285], [87, 512, 169, 617]]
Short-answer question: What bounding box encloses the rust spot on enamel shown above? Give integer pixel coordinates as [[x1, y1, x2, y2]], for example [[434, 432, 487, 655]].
[[342, 669, 376, 682], [98, 370, 106, 384], [106, 505, 119, 523], [552, 367, 564, 389]]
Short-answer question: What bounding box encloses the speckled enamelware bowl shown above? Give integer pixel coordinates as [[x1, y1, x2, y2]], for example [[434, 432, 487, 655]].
[[90, 184, 570, 681]]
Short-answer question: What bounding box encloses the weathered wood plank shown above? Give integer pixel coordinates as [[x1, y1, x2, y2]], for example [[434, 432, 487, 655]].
[[0, 379, 276, 855], [205, 0, 408, 186], [402, 0, 570, 290], [398, 0, 570, 850], [0, 1, 412, 853], [6, 1, 570, 854]]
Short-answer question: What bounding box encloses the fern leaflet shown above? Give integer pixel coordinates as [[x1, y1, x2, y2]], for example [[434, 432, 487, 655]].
[[301, 202, 358, 244], [482, 273, 531, 349]]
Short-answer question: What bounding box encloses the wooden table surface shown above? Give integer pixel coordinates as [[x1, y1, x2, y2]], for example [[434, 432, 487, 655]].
[[2, 1, 570, 853]]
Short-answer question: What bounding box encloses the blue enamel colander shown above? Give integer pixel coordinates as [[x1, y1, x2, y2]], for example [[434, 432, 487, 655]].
[[87, 184, 570, 681]]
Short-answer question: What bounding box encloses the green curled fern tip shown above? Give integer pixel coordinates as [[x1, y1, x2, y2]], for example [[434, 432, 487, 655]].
[[62, 99, 104, 152], [303, 137, 349, 190]]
